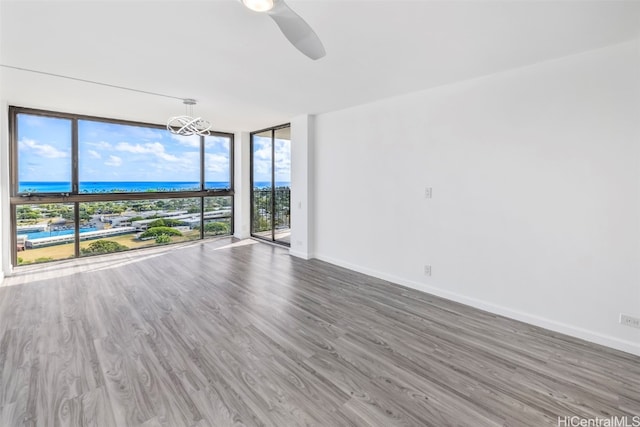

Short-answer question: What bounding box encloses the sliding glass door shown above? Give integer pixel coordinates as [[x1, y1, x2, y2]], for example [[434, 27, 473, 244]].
[[251, 124, 291, 246]]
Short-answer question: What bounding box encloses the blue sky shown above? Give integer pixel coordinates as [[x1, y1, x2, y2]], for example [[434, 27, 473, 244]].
[[18, 114, 231, 183], [252, 135, 291, 184], [17, 114, 72, 183]]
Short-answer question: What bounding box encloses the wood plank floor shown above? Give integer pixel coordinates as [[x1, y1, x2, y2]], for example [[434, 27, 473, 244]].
[[1, 238, 638, 426]]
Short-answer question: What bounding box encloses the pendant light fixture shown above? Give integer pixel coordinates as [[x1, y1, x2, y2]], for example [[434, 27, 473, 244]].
[[166, 99, 212, 137]]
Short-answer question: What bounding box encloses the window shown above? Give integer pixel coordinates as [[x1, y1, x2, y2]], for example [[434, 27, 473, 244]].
[[205, 135, 232, 190], [17, 114, 72, 194], [250, 124, 291, 245], [10, 107, 234, 266], [78, 120, 201, 193]]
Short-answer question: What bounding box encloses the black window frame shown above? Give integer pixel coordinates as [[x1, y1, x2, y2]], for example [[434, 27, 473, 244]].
[[249, 123, 291, 246], [9, 106, 234, 267]]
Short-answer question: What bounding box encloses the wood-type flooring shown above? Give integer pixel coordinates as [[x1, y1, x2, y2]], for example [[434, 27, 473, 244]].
[[0, 238, 638, 426]]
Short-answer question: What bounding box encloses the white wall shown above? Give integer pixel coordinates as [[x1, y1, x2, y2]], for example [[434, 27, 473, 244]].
[[234, 131, 251, 239], [290, 115, 315, 259], [0, 0, 5, 280], [313, 40, 640, 355], [0, 100, 6, 281]]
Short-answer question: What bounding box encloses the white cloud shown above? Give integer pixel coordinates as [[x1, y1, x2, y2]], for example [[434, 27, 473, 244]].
[[252, 138, 290, 182], [115, 141, 153, 154], [88, 150, 101, 159], [171, 134, 200, 148], [19, 138, 69, 158], [130, 127, 164, 141], [253, 146, 271, 160], [156, 151, 180, 162], [115, 141, 181, 162], [205, 136, 229, 150], [205, 153, 229, 173], [85, 141, 113, 150], [105, 155, 122, 167]]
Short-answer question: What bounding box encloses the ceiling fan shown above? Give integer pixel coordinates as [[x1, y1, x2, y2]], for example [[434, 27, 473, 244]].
[[240, 0, 326, 60]]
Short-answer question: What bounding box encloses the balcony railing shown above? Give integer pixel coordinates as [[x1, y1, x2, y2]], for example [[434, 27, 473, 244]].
[[252, 188, 290, 234]]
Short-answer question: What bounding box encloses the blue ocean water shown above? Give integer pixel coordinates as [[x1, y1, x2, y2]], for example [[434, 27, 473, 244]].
[[254, 181, 291, 189], [19, 181, 289, 193]]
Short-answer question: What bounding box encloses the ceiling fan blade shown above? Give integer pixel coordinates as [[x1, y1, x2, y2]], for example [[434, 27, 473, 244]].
[[267, 1, 326, 60]]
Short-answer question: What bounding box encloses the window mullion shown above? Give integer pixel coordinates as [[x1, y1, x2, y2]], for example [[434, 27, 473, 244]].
[[200, 135, 205, 192], [72, 119, 79, 194], [72, 119, 80, 256], [271, 129, 276, 242]]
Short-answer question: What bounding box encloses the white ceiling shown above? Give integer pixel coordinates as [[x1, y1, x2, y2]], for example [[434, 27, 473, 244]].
[[1, 0, 639, 132]]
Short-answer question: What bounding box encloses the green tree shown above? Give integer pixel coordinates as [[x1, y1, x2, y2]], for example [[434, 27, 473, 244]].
[[140, 227, 182, 239], [147, 219, 166, 228], [148, 218, 183, 228], [17, 206, 41, 220], [81, 240, 129, 255], [155, 234, 172, 244], [204, 222, 230, 235]]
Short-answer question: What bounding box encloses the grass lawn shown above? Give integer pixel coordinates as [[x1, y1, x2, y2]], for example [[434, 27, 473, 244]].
[[17, 231, 201, 265]]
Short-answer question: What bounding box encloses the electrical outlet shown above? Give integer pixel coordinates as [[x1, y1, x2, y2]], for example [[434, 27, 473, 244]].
[[424, 187, 432, 199], [620, 314, 640, 329], [424, 265, 431, 276]]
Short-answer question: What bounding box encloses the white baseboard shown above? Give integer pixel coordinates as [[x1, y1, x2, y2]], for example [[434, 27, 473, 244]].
[[289, 249, 312, 260], [314, 253, 640, 357]]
